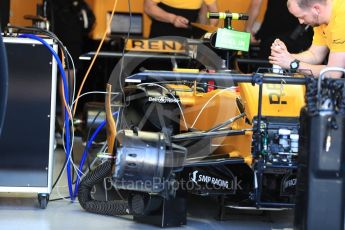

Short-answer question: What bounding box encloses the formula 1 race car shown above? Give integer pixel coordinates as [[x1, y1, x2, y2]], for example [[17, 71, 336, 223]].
[[78, 70, 309, 227]]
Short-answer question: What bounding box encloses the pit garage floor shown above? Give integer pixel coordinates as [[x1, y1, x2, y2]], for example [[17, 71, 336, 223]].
[[0, 138, 294, 230]]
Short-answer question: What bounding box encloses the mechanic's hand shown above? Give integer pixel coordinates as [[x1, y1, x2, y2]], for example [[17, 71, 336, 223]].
[[171, 15, 189, 28], [269, 39, 294, 69]]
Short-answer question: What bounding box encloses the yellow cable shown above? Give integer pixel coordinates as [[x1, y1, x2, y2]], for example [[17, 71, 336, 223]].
[[73, 0, 118, 115]]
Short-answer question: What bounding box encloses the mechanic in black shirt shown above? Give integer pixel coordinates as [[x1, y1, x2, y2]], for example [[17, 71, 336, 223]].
[[46, 0, 95, 120], [46, 0, 94, 69], [245, 0, 313, 59]]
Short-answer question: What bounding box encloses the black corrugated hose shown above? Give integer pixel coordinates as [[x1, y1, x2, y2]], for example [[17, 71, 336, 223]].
[[78, 160, 130, 216], [305, 77, 345, 115], [339, 81, 345, 114], [305, 77, 318, 115]]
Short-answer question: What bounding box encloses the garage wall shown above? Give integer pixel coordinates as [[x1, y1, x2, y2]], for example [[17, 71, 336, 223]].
[[9, 0, 267, 39], [9, 0, 41, 27]]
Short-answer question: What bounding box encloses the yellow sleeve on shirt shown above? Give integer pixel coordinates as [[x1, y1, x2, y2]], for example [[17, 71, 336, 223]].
[[312, 0, 345, 52], [149, 0, 216, 9], [204, 0, 216, 5]]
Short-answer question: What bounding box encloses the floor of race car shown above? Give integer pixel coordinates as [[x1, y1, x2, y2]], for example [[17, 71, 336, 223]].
[[0, 137, 294, 230]]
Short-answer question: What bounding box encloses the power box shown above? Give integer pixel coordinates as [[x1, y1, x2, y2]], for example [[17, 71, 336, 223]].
[[0, 36, 57, 208]]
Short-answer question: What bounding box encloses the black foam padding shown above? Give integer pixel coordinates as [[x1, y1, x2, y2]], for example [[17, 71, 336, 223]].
[[295, 109, 345, 230]]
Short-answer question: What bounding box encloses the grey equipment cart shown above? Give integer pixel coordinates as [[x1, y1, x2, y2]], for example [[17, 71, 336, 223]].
[[0, 36, 57, 209]]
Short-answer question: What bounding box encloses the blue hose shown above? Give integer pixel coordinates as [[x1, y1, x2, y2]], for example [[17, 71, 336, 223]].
[[18, 34, 73, 200]]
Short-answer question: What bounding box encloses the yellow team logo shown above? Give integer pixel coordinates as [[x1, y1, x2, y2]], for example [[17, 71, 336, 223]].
[[125, 39, 186, 53]]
